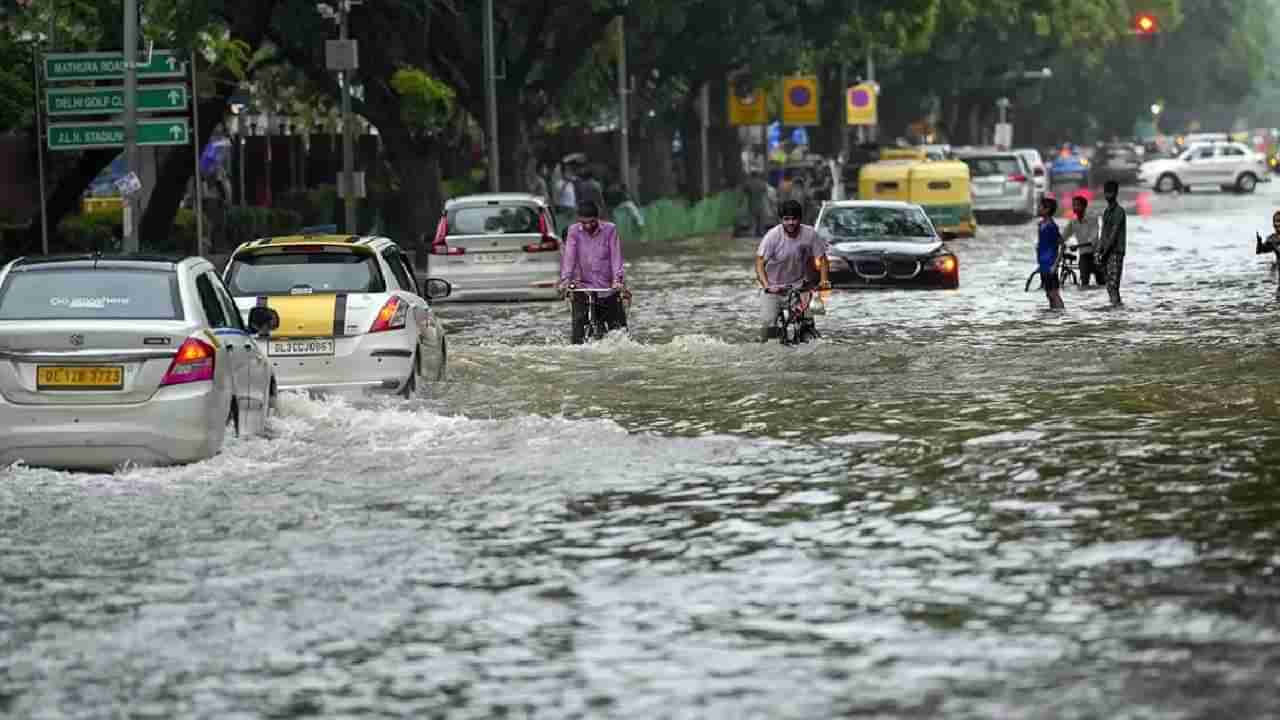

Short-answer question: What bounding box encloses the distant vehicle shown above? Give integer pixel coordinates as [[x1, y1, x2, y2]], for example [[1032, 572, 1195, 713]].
[[1138, 141, 1270, 194], [816, 200, 959, 289], [954, 149, 1038, 222], [428, 193, 563, 302], [1092, 143, 1144, 185], [223, 234, 450, 397], [1013, 148, 1048, 199], [0, 254, 276, 470], [1048, 144, 1090, 185]]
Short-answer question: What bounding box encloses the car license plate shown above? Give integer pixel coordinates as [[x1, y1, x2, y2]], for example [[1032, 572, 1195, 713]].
[[269, 338, 335, 356], [37, 365, 123, 390], [974, 184, 1001, 196], [472, 253, 516, 264]]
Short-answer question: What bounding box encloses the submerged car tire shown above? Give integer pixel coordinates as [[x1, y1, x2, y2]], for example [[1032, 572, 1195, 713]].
[[1237, 173, 1258, 194], [227, 399, 240, 438], [399, 351, 418, 398], [1156, 173, 1180, 193], [436, 339, 447, 382]]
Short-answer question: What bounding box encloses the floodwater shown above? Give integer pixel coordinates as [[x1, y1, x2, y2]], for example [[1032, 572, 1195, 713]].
[[4, 185, 1280, 718]]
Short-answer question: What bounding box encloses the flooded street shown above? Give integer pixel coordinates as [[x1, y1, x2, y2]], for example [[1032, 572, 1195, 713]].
[[5, 187, 1280, 718]]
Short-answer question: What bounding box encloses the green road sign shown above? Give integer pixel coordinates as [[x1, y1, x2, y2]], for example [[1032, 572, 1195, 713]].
[[45, 51, 186, 82], [47, 119, 190, 150], [46, 84, 188, 117]]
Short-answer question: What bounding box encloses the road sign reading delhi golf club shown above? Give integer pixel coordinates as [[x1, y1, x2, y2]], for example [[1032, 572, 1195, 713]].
[[47, 119, 190, 150], [47, 85, 188, 117], [45, 50, 186, 81]]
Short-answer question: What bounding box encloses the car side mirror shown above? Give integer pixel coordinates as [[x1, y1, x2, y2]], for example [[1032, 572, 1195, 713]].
[[423, 278, 452, 300], [247, 306, 279, 335]]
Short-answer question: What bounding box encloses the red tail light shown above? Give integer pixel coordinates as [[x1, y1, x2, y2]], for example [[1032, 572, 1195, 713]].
[[369, 296, 407, 333], [1008, 174, 1028, 183], [525, 213, 560, 252], [430, 216, 465, 255], [160, 336, 216, 387]]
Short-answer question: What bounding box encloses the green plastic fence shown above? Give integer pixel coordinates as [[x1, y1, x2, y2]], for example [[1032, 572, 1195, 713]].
[[611, 191, 742, 243]]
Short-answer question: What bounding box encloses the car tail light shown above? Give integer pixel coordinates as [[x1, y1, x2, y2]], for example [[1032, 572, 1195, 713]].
[[525, 213, 560, 252], [369, 296, 407, 333], [1007, 174, 1028, 183], [160, 336, 216, 387], [430, 217, 465, 255]]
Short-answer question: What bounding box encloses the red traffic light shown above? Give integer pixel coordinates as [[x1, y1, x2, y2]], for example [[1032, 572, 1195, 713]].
[[1134, 13, 1158, 33]]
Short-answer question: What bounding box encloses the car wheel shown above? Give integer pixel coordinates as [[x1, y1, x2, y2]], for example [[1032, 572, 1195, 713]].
[[1238, 173, 1258, 194], [227, 399, 240, 438], [399, 351, 419, 399], [1156, 173, 1179, 193], [436, 338, 447, 382]]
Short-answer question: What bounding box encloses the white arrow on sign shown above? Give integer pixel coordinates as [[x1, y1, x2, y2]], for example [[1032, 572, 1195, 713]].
[[168, 90, 181, 105], [169, 125, 183, 140], [166, 56, 177, 70]]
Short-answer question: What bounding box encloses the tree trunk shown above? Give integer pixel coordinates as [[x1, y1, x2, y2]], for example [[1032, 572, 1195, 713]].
[[638, 121, 676, 203], [681, 95, 705, 201], [17, 149, 117, 257], [812, 62, 844, 157], [710, 74, 740, 193], [140, 94, 230, 256], [381, 128, 443, 272], [496, 91, 534, 193]]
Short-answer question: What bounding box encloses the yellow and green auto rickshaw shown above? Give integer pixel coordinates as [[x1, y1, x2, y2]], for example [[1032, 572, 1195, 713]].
[[857, 158, 976, 238]]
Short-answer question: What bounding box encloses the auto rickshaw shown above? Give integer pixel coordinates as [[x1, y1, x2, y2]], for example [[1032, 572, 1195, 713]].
[[856, 160, 913, 203], [857, 158, 976, 238]]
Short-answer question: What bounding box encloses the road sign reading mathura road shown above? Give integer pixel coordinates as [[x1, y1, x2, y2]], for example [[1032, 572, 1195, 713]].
[[45, 50, 186, 82], [47, 119, 190, 150], [47, 85, 188, 117]]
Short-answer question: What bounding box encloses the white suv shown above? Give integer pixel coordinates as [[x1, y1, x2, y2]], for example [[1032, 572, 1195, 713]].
[[1138, 142, 1270, 194]]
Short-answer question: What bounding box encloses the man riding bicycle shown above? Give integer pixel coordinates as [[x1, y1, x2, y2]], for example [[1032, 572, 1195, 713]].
[[755, 199, 831, 342], [559, 200, 627, 344]]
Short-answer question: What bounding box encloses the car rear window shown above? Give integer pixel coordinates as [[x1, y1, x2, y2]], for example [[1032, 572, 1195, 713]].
[[0, 268, 181, 320], [962, 156, 1022, 177], [225, 250, 385, 295], [449, 205, 541, 235]]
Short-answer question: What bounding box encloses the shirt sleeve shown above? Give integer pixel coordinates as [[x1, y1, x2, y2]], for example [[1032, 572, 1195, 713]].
[[559, 226, 577, 282], [609, 226, 624, 282], [756, 229, 773, 258]]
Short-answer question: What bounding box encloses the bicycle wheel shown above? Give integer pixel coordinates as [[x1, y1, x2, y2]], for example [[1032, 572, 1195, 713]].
[[1062, 267, 1079, 287]]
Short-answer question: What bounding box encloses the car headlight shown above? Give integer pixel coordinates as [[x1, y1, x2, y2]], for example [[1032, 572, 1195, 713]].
[[827, 255, 850, 271], [931, 255, 958, 273]]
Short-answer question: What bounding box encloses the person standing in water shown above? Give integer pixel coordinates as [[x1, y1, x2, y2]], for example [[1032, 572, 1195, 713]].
[[1254, 210, 1280, 294], [1064, 195, 1103, 287], [1037, 196, 1065, 310], [1097, 180, 1127, 307]]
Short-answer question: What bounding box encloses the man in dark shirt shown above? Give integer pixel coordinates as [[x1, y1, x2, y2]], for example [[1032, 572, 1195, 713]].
[[1097, 180, 1127, 307], [1254, 210, 1280, 295]]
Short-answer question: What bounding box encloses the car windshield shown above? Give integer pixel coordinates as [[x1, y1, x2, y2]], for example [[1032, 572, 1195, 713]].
[[820, 206, 935, 240], [449, 205, 541, 235], [961, 156, 1021, 177], [225, 251, 385, 295], [0, 268, 181, 320]]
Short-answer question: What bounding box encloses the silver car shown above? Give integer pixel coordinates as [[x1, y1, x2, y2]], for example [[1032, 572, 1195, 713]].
[[956, 151, 1038, 222], [427, 193, 563, 302], [0, 255, 277, 471]]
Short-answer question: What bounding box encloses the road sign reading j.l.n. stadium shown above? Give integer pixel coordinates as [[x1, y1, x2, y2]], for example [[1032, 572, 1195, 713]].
[[44, 51, 186, 82], [46, 85, 189, 117], [47, 119, 190, 150]]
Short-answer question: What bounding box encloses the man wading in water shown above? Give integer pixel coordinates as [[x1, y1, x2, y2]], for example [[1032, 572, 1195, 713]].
[[1254, 210, 1280, 296], [1097, 180, 1127, 307]]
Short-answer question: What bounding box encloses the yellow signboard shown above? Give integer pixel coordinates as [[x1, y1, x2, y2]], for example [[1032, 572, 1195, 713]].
[[728, 87, 768, 126], [782, 76, 819, 126], [847, 82, 878, 126]]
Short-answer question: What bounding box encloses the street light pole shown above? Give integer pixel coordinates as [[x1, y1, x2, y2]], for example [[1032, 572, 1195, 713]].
[[482, 0, 499, 192], [617, 11, 630, 195], [122, 0, 139, 252], [340, 0, 356, 234]]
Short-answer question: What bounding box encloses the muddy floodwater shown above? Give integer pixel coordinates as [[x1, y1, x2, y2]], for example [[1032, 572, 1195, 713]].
[[4, 187, 1280, 718]]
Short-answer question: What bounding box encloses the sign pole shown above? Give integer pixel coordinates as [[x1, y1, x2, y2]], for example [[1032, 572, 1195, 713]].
[[122, 0, 139, 252], [482, 0, 499, 192], [339, 0, 357, 232], [32, 43, 49, 255], [617, 11, 629, 197], [190, 55, 203, 257]]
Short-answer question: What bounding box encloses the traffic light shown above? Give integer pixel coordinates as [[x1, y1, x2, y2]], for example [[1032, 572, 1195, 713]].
[[1134, 12, 1158, 34]]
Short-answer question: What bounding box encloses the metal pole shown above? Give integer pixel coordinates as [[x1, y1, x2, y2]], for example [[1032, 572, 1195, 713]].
[[191, 56, 204, 256], [699, 82, 710, 197], [865, 48, 876, 144], [32, 43, 48, 255], [238, 131, 246, 207], [122, 0, 139, 252], [482, 0, 499, 192], [617, 13, 630, 195], [340, 1, 357, 233]]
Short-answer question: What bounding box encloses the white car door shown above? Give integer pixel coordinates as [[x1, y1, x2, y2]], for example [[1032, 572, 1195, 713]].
[[1182, 145, 1218, 185], [1216, 144, 1250, 186], [211, 274, 269, 432], [194, 271, 250, 429], [380, 245, 433, 377]]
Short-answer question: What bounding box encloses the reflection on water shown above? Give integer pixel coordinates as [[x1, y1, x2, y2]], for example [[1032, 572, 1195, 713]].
[[3, 191, 1280, 717]]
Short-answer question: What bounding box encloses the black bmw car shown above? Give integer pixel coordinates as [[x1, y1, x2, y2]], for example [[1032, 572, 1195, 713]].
[[816, 201, 959, 289]]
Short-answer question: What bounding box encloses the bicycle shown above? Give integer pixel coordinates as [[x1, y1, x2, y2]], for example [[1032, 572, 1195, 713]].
[[773, 286, 821, 346], [1024, 250, 1079, 292], [565, 286, 629, 343]]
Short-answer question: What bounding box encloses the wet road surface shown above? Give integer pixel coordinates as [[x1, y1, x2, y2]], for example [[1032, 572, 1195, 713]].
[[3, 184, 1280, 718]]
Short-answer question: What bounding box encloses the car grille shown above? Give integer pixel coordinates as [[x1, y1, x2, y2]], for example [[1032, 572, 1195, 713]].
[[854, 259, 886, 278], [887, 258, 921, 278]]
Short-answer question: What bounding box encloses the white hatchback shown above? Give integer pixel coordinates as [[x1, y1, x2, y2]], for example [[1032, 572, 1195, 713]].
[[0, 255, 276, 470], [1138, 141, 1271, 194], [427, 193, 563, 302]]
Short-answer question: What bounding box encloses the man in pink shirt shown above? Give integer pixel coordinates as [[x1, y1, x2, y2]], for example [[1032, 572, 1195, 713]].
[[559, 201, 627, 343]]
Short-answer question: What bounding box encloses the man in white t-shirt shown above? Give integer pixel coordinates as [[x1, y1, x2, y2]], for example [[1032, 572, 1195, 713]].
[[1063, 195, 1103, 287], [754, 199, 830, 341]]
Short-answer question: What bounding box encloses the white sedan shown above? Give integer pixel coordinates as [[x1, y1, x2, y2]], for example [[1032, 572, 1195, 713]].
[[0, 255, 276, 470], [1138, 141, 1270, 193]]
